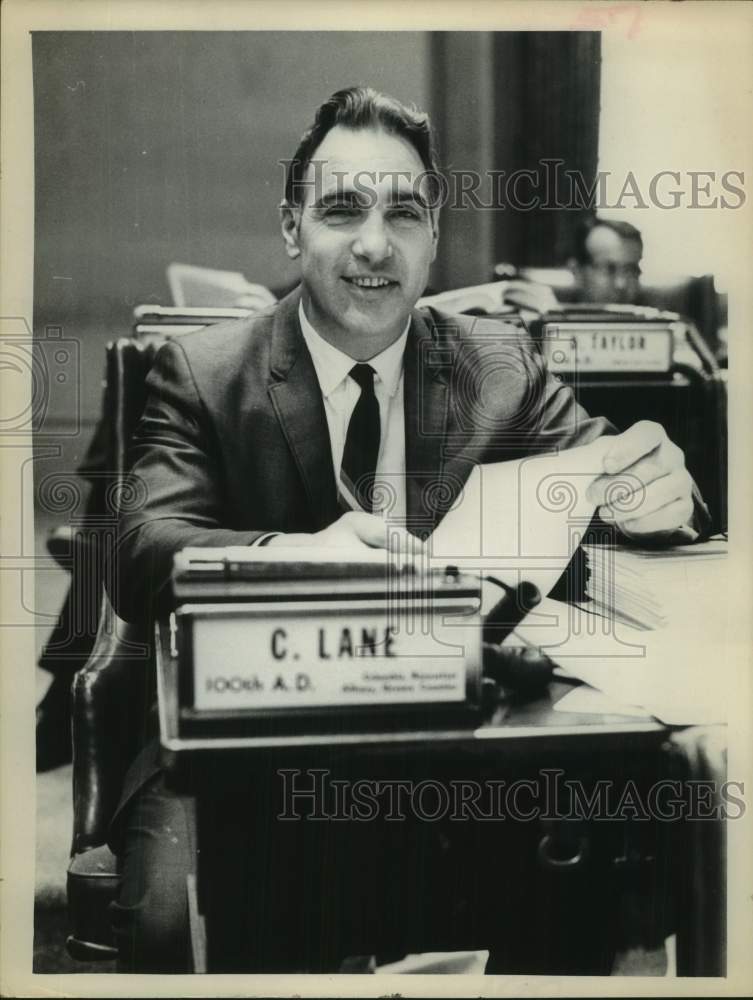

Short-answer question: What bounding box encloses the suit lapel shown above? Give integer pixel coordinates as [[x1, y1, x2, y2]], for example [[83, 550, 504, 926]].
[[404, 308, 451, 536], [267, 290, 340, 529], [266, 294, 457, 536]]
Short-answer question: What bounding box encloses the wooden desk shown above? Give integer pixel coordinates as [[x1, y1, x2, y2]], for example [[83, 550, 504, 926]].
[[155, 620, 703, 975]]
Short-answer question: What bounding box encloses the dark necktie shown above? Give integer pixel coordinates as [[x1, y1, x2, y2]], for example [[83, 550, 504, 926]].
[[340, 363, 381, 512]]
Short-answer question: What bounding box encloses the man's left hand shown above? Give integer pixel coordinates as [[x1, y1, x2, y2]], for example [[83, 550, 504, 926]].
[[586, 420, 698, 541]]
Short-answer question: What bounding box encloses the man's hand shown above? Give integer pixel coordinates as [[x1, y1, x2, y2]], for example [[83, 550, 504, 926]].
[[266, 511, 421, 552], [586, 421, 697, 541], [500, 279, 558, 315], [417, 279, 557, 317]]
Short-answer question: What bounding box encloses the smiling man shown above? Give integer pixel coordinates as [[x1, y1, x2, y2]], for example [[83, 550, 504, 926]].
[[281, 125, 438, 358], [108, 87, 708, 972]]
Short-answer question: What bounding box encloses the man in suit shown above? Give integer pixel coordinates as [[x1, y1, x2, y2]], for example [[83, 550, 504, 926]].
[[107, 86, 705, 972], [568, 216, 644, 306]]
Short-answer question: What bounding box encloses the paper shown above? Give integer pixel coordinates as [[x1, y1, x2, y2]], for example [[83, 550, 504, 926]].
[[552, 684, 653, 719], [510, 560, 730, 727], [583, 540, 729, 629], [166, 262, 277, 310], [428, 437, 612, 598], [207, 440, 614, 614], [193, 438, 612, 603]]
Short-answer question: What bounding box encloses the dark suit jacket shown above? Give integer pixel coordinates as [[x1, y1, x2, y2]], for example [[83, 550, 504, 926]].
[[110, 287, 615, 626]]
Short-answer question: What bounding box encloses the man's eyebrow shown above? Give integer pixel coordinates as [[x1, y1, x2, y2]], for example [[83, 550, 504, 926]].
[[309, 188, 432, 212], [389, 191, 431, 210], [310, 189, 367, 210]]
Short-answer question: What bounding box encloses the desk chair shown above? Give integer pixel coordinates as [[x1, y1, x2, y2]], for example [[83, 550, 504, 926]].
[[46, 307, 260, 572], [38, 334, 160, 771], [66, 593, 150, 960], [64, 319, 267, 958], [64, 337, 161, 960], [38, 303, 273, 773]]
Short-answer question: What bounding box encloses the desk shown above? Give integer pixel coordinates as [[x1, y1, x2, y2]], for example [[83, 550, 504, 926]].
[[155, 619, 715, 975]]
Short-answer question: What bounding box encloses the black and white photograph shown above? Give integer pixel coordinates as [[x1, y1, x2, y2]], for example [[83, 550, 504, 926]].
[[1, 1, 752, 996]]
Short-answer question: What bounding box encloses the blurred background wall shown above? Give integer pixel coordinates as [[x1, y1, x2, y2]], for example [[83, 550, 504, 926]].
[[32, 32, 432, 330], [32, 30, 601, 447], [32, 31, 430, 441]]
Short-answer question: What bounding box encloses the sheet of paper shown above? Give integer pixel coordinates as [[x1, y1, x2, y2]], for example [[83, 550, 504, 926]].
[[551, 684, 653, 719], [201, 438, 613, 602], [510, 583, 730, 726], [428, 437, 612, 598], [166, 262, 276, 309]]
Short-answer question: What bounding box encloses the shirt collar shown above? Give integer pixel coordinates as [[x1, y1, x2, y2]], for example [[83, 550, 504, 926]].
[[298, 300, 408, 399]]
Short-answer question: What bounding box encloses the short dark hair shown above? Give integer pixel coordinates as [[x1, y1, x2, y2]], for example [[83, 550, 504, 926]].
[[283, 85, 442, 207], [573, 215, 643, 265]]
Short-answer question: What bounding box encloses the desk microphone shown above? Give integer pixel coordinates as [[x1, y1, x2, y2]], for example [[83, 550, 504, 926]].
[[482, 576, 541, 644], [481, 577, 554, 695]]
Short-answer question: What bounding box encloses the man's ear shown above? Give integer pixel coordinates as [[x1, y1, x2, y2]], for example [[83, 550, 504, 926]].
[[430, 214, 439, 263], [279, 201, 302, 260]]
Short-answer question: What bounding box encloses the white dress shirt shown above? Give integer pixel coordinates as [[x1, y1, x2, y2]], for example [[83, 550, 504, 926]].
[[298, 300, 408, 520]]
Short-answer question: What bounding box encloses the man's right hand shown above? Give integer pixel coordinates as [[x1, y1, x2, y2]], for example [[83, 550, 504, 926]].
[[266, 512, 421, 552]]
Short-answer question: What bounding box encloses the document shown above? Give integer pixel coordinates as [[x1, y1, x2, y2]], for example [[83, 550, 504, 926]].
[[166, 262, 277, 310], [201, 439, 614, 618], [583, 539, 729, 630], [428, 437, 612, 605], [509, 539, 730, 726], [205, 439, 613, 616]]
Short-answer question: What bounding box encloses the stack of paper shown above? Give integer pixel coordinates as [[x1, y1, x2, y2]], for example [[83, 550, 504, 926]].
[[508, 539, 730, 726], [582, 541, 728, 631], [166, 262, 277, 310]]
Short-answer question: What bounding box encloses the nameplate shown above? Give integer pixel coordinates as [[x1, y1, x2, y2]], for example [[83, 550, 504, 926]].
[[179, 599, 481, 714], [542, 323, 673, 373]]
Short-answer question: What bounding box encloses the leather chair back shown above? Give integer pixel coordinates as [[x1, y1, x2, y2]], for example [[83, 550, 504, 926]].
[[67, 337, 167, 960], [107, 337, 163, 483], [70, 337, 163, 854], [67, 313, 267, 961]]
